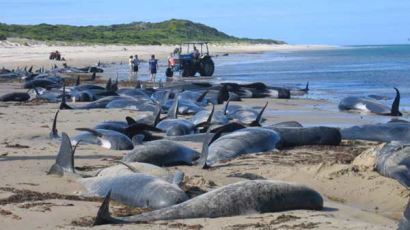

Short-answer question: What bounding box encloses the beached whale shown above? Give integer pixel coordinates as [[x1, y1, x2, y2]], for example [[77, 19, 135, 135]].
[[341, 122, 410, 143], [202, 127, 280, 167], [72, 128, 134, 150], [48, 133, 183, 182], [48, 133, 187, 209], [0, 92, 30, 102], [191, 100, 230, 127], [268, 126, 342, 148], [94, 180, 323, 225], [123, 140, 200, 166], [96, 161, 184, 185], [156, 97, 204, 136], [375, 142, 410, 189], [23, 79, 61, 90], [221, 82, 291, 99], [338, 88, 401, 116], [79, 173, 188, 209], [227, 102, 268, 126]]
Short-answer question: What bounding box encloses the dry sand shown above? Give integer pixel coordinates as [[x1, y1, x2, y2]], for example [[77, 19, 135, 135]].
[[0, 81, 408, 229], [0, 40, 335, 69]]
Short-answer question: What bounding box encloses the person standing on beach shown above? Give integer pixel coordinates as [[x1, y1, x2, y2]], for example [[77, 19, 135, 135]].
[[132, 54, 140, 75], [148, 54, 158, 87], [128, 55, 134, 73]]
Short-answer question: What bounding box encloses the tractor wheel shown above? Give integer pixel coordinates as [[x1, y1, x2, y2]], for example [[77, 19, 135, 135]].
[[182, 62, 194, 77], [199, 57, 215, 76]]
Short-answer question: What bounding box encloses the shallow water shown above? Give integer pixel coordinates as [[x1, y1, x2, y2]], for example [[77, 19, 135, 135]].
[[103, 45, 410, 112]]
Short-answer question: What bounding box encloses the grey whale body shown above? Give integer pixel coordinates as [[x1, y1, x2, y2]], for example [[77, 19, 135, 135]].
[[94, 180, 323, 225], [375, 142, 410, 189]]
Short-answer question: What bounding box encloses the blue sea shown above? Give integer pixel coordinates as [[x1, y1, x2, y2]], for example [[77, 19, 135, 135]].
[[105, 45, 410, 111]]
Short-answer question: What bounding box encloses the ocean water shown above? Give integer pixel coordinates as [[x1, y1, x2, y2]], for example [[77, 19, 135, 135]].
[[213, 45, 410, 111], [104, 45, 410, 111]]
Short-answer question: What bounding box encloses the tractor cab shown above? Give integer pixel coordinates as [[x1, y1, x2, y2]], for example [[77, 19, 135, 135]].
[[166, 42, 215, 78]]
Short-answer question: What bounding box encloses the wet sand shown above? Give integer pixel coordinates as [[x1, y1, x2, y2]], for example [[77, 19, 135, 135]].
[[0, 81, 407, 229]]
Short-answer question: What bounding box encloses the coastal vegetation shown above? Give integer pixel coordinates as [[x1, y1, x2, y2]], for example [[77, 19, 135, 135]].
[[0, 19, 285, 45]]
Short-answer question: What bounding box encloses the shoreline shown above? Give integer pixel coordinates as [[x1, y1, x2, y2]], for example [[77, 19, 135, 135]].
[[0, 41, 336, 69]]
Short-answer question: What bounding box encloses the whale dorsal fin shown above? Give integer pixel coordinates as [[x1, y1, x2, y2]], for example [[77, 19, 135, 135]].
[[250, 101, 268, 127], [223, 97, 231, 115], [76, 76, 80, 86], [167, 95, 179, 119], [195, 104, 215, 132], [105, 78, 112, 91], [90, 72, 96, 81], [93, 190, 119, 226], [125, 116, 137, 125], [305, 82, 309, 91], [153, 104, 162, 127], [199, 130, 212, 169], [59, 84, 73, 110], [196, 90, 208, 103], [49, 110, 60, 139], [217, 84, 229, 104], [48, 132, 75, 176], [391, 88, 402, 116]]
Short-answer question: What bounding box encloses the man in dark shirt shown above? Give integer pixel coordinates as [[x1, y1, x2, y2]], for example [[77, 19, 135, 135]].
[[192, 46, 200, 59], [148, 54, 158, 87]]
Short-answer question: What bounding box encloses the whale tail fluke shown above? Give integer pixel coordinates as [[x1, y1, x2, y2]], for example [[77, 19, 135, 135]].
[[48, 132, 75, 176], [49, 110, 60, 139], [391, 88, 402, 116]]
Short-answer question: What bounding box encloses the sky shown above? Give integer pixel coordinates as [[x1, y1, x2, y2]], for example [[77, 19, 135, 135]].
[[0, 0, 409, 45]]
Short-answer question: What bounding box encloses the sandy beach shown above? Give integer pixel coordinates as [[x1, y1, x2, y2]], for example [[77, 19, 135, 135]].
[[0, 39, 335, 69], [0, 78, 407, 229]]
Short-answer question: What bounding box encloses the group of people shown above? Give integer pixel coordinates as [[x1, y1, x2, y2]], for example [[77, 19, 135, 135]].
[[128, 54, 158, 86], [128, 46, 200, 85]]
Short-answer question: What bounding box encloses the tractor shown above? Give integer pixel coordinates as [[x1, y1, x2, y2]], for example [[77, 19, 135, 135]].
[[166, 42, 215, 78]]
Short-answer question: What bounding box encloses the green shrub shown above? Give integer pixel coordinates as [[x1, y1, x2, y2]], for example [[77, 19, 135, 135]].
[[0, 19, 285, 45]]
